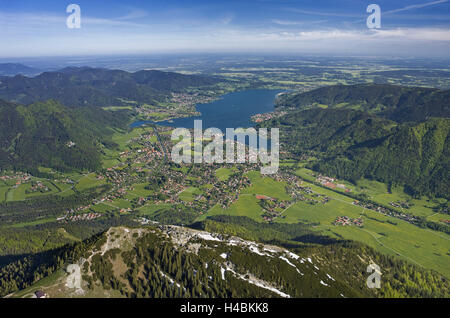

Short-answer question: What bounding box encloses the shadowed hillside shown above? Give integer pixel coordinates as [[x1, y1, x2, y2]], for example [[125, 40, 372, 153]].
[[0, 67, 220, 107]]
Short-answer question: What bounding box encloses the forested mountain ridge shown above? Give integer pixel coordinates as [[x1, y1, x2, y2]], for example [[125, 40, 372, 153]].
[[0, 67, 219, 107], [277, 84, 450, 123], [315, 117, 449, 198], [0, 63, 40, 76], [2, 223, 448, 298], [263, 108, 397, 155], [0, 99, 130, 172], [262, 87, 450, 198]]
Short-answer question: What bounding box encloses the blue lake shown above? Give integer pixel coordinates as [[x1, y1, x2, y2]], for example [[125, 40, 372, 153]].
[[131, 89, 285, 132]]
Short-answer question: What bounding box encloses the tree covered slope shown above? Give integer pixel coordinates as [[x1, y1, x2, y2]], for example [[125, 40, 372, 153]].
[[263, 84, 450, 198], [315, 117, 449, 198], [277, 84, 450, 123], [0, 67, 219, 107], [0, 63, 40, 76], [2, 222, 448, 298], [0, 99, 130, 172]]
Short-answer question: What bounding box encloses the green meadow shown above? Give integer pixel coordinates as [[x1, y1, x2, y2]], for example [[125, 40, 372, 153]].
[[0, 186, 9, 202], [241, 171, 291, 200], [295, 167, 447, 220], [127, 183, 154, 198], [75, 173, 106, 191], [9, 217, 57, 228], [4, 181, 60, 202], [279, 198, 449, 277], [203, 195, 264, 221], [201, 169, 450, 278], [138, 203, 174, 216], [215, 168, 235, 181], [178, 187, 203, 202]]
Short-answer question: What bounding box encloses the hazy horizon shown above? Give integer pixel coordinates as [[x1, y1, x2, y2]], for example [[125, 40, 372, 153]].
[[1, 0, 450, 58]]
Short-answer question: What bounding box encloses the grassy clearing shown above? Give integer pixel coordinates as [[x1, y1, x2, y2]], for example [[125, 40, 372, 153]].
[[202, 195, 264, 221], [138, 203, 173, 216], [3, 181, 60, 202], [242, 171, 290, 200], [178, 187, 202, 202], [277, 179, 450, 278], [54, 182, 76, 197], [127, 183, 153, 198], [296, 167, 445, 218], [0, 186, 8, 202], [352, 179, 445, 218], [109, 199, 132, 210], [24, 182, 59, 199], [75, 173, 106, 191], [11, 269, 66, 298], [90, 203, 115, 213], [8, 217, 56, 228], [201, 169, 450, 277], [215, 168, 234, 181], [295, 168, 316, 183], [57, 228, 81, 242], [102, 106, 134, 111]]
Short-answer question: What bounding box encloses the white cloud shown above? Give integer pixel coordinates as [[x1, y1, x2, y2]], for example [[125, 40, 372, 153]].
[[371, 27, 450, 41], [283, 8, 360, 18], [271, 19, 328, 26], [116, 9, 148, 20], [0, 9, 449, 58], [385, 0, 449, 15]]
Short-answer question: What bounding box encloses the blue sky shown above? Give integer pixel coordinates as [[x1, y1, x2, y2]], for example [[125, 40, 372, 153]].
[[1, 0, 449, 57]]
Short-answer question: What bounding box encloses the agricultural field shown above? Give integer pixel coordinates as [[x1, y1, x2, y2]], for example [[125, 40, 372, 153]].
[[215, 167, 234, 181], [295, 167, 447, 220], [0, 115, 447, 283], [0, 185, 9, 202], [0, 177, 77, 202], [203, 195, 264, 221], [201, 168, 450, 278], [127, 183, 154, 198], [74, 173, 107, 192], [278, 195, 450, 278], [241, 171, 291, 200], [137, 203, 174, 216], [9, 217, 57, 228], [178, 187, 203, 202], [200, 171, 291, 221]]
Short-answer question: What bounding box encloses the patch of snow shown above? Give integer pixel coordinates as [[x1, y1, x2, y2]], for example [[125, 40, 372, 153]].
[[278, 256, 304, 276], [326, 274, 335, 281], [220, 267, 226, 280], [198, 233, 221, 241], [279, 256, 296, 268], [160, 271, 181, 288], [286, 252, 300, 260], [220, 253, 227, 259], [228, 240, 240, 246], [160, 271, 174, 284], [320, 280, 329, 287], [225, 266, 291, 298], [248, 245, 266, 256], [244, 278, 291, 298]]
